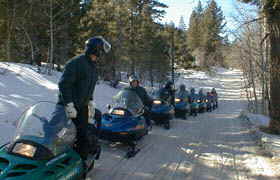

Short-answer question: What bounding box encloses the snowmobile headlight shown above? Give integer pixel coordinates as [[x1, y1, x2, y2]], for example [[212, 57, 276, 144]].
[[197, 100, 201, 103], [112, 109, 125, 116], [129, 124, 145, 131], [175, 98, 181, 103], [119, 132, 128, 135], [12, 143, 37, 158], [205, 99, 208, 102], [153, 100, 162, 105]]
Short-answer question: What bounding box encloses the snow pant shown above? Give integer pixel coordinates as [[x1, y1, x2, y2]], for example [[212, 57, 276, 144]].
[[72, 107, 102, 161], [144, 108, 151, 126], [72, 106, 89, 161]]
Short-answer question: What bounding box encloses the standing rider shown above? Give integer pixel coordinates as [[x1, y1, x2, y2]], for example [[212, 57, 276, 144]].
[[57, 36, 111, 167]]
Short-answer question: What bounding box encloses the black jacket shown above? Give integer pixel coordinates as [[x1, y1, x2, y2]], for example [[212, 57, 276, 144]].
[[127, 86, 152, 107], [58, 54, 98, 109]]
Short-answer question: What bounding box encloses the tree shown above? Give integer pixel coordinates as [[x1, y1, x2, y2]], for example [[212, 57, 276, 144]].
[[187, 0, 204, 51], [239, 0, 280, 134], [202, 0, 226, 67], [178, 16, 186, 31]]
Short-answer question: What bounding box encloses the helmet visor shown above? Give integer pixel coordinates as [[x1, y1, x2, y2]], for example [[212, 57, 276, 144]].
[[95, 36, 111, 53], [103, 39, 111, 53]]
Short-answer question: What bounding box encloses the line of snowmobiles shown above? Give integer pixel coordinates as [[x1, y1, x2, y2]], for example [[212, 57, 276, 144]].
[[174, 90, 218, 118], [0, 87, 218, 179]]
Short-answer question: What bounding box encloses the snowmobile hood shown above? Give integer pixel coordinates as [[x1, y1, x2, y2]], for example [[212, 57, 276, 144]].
[[0, 146, 83, 180]]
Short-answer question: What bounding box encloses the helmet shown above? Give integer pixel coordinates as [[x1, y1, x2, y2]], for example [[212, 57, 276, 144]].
[[179, 84, 186, 91], [129, 75, 139, 84], [190, 87, 195, 94], [85, 36, 111, 57], [165, 81, 173, 89], [211, 88, 216, 93], [199, 88, 204, 95]]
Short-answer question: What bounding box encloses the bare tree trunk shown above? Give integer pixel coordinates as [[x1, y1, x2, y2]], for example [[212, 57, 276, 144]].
[[22, 26, 34, 64], [49, 0, 54, 75], [6, 1, 16, 61]]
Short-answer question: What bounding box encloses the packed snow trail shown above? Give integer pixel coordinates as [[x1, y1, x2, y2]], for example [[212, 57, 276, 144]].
[[90, 69, 280, 180]]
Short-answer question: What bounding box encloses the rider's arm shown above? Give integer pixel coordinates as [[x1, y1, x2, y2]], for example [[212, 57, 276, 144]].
[[58, 61, 77, 105]]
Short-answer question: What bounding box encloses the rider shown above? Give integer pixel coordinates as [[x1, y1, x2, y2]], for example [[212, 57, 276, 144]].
[[188, 87, 197, 103], [211, 88, 218, 108], [177, 84, 189, 102], [127, 75, 153, 129], [57, 36, 111, 167], [198, 88, 206, 101], [159, 81, 175, 105]]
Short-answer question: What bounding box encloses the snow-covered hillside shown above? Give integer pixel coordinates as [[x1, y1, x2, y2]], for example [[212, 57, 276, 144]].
[[0, 62, 228, 145]]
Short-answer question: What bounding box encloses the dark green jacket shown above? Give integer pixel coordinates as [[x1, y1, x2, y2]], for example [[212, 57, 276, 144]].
[[58, 54, 98, 109], [127, 86, 152, 107]]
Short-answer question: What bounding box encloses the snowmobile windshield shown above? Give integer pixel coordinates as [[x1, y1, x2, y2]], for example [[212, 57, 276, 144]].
[[112, 89, 144, 116], [176, 91, 188, 99], [153, 89, 170, 102], [12, 102, 76, 157]]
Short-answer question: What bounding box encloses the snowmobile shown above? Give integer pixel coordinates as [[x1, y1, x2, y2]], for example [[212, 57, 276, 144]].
[[174, 93, 189, 119], [206, 92, 214, 112], [150, 90, 175, 129], [212, 93, 218, 109], [189, 98, 199, 117], [197, 98, 207, 113], [0, 102, 100, 180], [96, 89, 148, 158]]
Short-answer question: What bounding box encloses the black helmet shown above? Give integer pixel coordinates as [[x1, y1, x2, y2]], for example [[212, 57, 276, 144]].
[[129, 75, 139, 84], [85, 36, 111, 57], [179, 84, 186, 91], [190, 87, 195, 93], [165, 81, 173, 89]]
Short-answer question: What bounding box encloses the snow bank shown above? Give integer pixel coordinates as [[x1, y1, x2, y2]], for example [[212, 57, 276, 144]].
[[0, 62, 120, 145]]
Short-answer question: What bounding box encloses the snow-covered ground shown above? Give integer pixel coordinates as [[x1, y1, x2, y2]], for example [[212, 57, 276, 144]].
[[0, 62, 235, 145]]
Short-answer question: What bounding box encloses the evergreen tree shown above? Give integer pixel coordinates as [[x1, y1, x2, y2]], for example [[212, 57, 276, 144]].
[[202, 0, 226, 67], [187, 0, 204, 51], [178, 16, 186, 31]]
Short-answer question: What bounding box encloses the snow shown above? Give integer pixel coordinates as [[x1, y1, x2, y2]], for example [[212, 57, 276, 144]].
[[0, 62, 118, 145], [0, 62, 240, 145], [245, 112, 270, 127]]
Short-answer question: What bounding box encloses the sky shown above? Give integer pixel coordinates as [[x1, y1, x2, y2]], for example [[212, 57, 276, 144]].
[[159, 0, 255, 32]]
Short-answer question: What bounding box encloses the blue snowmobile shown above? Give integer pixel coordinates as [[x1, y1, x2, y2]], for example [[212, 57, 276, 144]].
[[174, 84, 190, 119], [211, 88, 218, 109], [0, 102, 100, 180], [150, 90, 175, 129], [198, 89, 207, 113], [206, 92, 214, 112], [97, 89, 148, 158], [189, 88, 199, 116]]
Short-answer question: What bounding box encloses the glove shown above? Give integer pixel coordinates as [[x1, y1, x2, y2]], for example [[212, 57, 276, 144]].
[[88, 101, 96, 120], [65, 102, 77, 119]]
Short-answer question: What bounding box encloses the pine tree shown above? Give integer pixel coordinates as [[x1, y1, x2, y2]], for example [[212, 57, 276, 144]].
[[178, 16, 186, 31], [202, 0, 226, 67], [187, 0, 204, 51]]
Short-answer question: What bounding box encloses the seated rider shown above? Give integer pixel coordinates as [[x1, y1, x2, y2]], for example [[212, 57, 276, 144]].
[[127, 75, 153, 129], [198, 88, 206, 101], [211, 88, 218, 107], [159, 81, 175, 104], [177, 84, 189, 102], [188, 87, 198, 103]]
